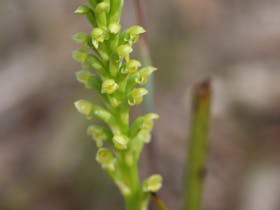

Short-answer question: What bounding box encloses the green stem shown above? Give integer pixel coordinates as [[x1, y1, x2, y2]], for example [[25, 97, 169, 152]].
[[123, 164, 143, 210], [183, 79, 212, 210], [152, 193, 168, 210]]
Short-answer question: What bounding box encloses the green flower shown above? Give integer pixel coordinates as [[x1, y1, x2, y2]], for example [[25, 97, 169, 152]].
[[87, 125, 110, 147], [96, 148, 115, 171], [101, 79, 119, 94], [143, 174, 163, 192], [117, 45, 133, 61], [126, 59, 141, 74], [91, 27, 107, 48], [113, 134, 129, 150], [128, 88, 148, 106]]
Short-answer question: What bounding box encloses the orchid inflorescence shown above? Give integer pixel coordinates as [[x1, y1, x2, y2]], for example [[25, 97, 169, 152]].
[[73, 0, 162, 209]]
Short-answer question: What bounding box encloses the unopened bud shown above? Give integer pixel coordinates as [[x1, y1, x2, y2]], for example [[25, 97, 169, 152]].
[[72, 32, 90, 45], [76, 70, 101, 90], [74, 100, 94, 118], [95, 2, 110, 13], [72, 49, 88, 63], [109, 23, 121, 34], [74, 5, 91, 14]]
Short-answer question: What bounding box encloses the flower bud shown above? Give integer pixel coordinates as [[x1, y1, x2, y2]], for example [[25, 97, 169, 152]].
[[109, 0, 124, 24], [92, 106, 113, 125], [135, 66, 157, 85], [117, 45, 133, 61], [87, 125, 110, 147], [126, 60, 141, 74], [95, 2, 110, 13], [108, 96, 121, 108], [72, 49, 88, 63], [72, 32, 90, 45], [76, 70, 101, 90], [74, 5, 91, 14], [74, 100, 94, 118], [86, 55, 104, 73], [96, 148, 115, 171], [109, 23, 121, 34], [112, 134, 129, 150], [101, 79, 119, 94], [143, 174, 163, 193], [95, 2, 110, 27], [128, 88, 148, 106]]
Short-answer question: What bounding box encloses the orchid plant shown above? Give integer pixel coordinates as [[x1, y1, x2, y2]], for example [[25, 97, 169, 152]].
[[72, 1, 162, 210]]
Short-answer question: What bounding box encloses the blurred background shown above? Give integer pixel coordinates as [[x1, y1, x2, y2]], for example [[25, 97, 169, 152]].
[[1, 0, 280, 210]]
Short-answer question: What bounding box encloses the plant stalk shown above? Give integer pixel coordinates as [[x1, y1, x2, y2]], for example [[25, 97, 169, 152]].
[[183, 79, 212, 210], [151, 193, 168, 210]]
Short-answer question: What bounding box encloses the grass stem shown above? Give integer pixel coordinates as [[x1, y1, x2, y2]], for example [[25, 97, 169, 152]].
[[183, 79, 212, 210]]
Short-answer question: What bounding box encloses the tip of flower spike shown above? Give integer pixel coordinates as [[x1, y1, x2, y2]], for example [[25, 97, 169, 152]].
[[143, 174, 163, 193], [74, 5, 91, 14]]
